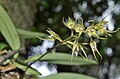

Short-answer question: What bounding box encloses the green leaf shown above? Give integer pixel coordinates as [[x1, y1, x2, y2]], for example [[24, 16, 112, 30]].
[[14, 61, 40, 75], [17, 28, 47, 38], [0, 5, 20, 50], [25, 52, 98, 65], [0, 43, 8, 51], [38, 73, 96, 79]]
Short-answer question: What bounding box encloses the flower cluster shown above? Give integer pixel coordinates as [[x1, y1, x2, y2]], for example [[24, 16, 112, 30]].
[[38, 16, 119, 61]]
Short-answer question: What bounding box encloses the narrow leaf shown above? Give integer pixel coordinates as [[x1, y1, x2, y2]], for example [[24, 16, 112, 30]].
[[25, 52, 98, 65], [14, 61, 40, 75], [39, 73, 96, 79], [0, 5, 20, 50], [17, 28, 47, 38]]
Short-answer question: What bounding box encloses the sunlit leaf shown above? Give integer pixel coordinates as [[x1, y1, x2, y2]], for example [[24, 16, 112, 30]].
[[0, 5, 20, 50], [39, 73, 96, 79], [17, 28, 47, 38], [25, 52, 98, 65]]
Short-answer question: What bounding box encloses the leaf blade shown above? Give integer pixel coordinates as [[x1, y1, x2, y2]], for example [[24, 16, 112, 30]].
[[0, 5, 20, 50], [17, 28, 47, 38], [14, 61, 40, 75], [25, 52, 98, 65], [39, 73, 96, 79]]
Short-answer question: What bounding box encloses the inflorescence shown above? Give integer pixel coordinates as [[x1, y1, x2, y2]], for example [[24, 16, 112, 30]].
[[37, 16, 119, 61]]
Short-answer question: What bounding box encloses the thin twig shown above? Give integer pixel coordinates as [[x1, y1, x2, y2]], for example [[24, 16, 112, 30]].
[[0, 47, 25, 65]]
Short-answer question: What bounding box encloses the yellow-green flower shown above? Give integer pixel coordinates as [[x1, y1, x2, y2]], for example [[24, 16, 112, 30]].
[[46, 28, 62, 42], [94, 17, 108, 30], [98, 29, 111, 37], [93, 16, 119, 38], [90, 41, 102, 61], [98, 28, 120, 37], [74, 18, 85, 37], [62, 17, 75, 29], [71, 40, 88, 61], [85, 20, 100, 40]]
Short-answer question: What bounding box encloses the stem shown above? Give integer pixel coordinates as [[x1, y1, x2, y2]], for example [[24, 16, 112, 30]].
[[62, 35, 73, 43], [90, 36, 93, 41], [20, 52, 48, 79], [0, 47, 25, 64], [71, 29, 74, 36]]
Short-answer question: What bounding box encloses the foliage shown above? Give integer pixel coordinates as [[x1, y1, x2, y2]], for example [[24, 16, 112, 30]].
[[14, 61, 40, 75], [25, 52, 97, 65], [0, 5, 45, 77], [0, 5, 20, 50], [39, 73, 96, 79], [0, 2, 119, 78], [0, 5, 97, 79], [17, 28, 48, 38]]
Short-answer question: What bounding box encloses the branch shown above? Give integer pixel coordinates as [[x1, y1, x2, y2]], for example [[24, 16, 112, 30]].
[[0, 47, 25, 64]]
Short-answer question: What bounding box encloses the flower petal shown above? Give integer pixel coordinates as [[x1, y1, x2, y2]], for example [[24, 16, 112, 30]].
[[90, 41, 102, 61]]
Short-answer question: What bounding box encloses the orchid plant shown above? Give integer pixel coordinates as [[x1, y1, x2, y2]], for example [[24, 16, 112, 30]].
[[37, 16, 119, 61]]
